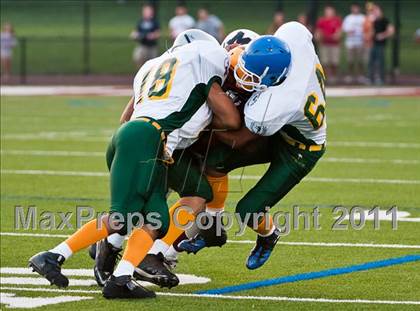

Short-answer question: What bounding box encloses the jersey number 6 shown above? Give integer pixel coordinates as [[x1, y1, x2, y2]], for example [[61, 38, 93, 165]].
[[304, 64, 326, 130]]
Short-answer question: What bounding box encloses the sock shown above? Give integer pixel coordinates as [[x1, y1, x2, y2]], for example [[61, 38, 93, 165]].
[[113, 259, 135, 277], [50, 242, 73, 260], [161, 202, 195, 246], [107, 233, 125, 249], [64, 219, 108, 254], [119, 228, 153, 272], [165, 245, 180, 260], [255, 214, 275, 237], [148, 239, 170, 255], [206, 175, 228, 215]]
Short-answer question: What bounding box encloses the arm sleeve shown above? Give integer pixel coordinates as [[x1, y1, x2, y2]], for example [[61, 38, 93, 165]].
[[244, 90, 296, 136], [245, 115, 289, 136], [199, 45, 229, 87]]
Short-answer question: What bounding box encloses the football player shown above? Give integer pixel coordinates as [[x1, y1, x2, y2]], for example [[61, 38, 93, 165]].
[[180, 22, 327, 271], [28, 30, 241, 299], [90, 29, 260, 289]]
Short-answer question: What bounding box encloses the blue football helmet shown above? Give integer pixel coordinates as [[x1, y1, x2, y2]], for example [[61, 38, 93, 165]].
[[234, 35, 291, 91]]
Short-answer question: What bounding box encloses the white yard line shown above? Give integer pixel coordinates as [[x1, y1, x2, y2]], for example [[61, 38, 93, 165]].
[[1, 268, 92, 276], [1, 232, 420, 249], [0, 286, 419, 305], [3, 169, 418, 185], [0, 273, 209, 288], [2, 150, 419, 165], [0, 277, 97, 287]]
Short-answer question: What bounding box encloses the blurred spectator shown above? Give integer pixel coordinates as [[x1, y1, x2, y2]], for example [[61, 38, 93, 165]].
[[169, 3, 195, 41], [368, 4, 394, 85], [1, 22, 17, 81], [363, 2, 376, 65], [196, 7, 224, 42], [267, 10, 285, 34], [315, 6, 342, 83], [415, 29, 420, 44], [342, 3, 366, 83], [297, 13, 312, 32], [130, 4, 160, 68]]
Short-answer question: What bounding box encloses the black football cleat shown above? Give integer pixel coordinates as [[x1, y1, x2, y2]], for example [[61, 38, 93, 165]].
[[90, 239, 122, 286], [29, 251, 69, 288], [102, 275, 156, 299], [133, 253, 179, 288], [246, 228, 281, 270], [88, 242, 96, 260]]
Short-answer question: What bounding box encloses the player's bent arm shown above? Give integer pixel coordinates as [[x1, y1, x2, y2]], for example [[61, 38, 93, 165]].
[[215, 126, 259, 149], [207, 82, 241, 130], [119, 96, 134, 124]]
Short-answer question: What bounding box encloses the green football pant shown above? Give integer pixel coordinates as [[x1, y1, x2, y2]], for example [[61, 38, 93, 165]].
[[105, 120, 169, 237], [168, 149, 213, 202], [206, 134, 325, 225]]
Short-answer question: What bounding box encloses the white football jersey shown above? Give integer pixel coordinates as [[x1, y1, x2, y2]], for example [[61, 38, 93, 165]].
[[131, 40, 229, 154], [244, 22, 327, 145]]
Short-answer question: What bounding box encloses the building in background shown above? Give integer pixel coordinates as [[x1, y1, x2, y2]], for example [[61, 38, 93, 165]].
[[195, 7, 224, 42], [315, 5, 342, 84], [342, 3, 366, 83], [169, 3, 195, 41], [130, 4, 160, 68]]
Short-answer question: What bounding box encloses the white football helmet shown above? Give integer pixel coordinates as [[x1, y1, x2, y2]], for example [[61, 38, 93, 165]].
[[173, 29, 219, 48], [221, 29, 259, 49]]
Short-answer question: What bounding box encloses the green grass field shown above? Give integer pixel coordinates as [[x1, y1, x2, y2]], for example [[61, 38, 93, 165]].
[[1, 93, 420, 310], [1, 0, 420, 75]]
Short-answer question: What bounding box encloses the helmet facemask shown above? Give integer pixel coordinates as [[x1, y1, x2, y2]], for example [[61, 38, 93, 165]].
[[234, 54, 289, 92]]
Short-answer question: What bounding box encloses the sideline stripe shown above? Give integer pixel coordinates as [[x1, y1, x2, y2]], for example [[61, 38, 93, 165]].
[[2, 150, 418, 165], [2, 169, 419, 185], [0, 286, 419, 305], [196, 254, 420, 295], [2, 85, 419, 97], [1, 232, 420, 249]]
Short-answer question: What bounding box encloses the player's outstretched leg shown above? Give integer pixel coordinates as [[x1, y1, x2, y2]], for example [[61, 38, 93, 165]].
[[89, 236, 123, 286], [132, 200, 192, 288], [29, 251, 69, 288], [246, 226, 281, 270], [102, 228, 157, 299], [134, 252, 179, 288], [177, 175, 229, 254], [29, 218, 110, 288], [177, 214, 227, 254]]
